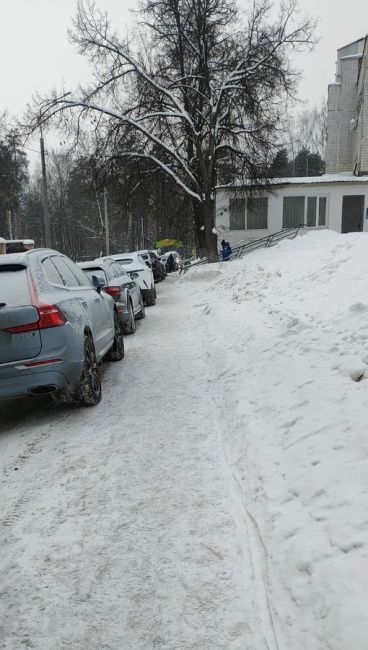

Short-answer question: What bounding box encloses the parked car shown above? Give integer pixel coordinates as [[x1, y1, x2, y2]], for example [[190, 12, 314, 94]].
[[161, 251, 183, 272], [135, 249, 166, 282], [0, 249, 124, 406], [149, 250, 167, 281], [78, 257, 145, 334], [109, 253, 156, 306]]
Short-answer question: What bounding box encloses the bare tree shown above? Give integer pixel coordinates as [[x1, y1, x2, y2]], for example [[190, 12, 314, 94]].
[[27, 0, 315, 260], [287, 99, 327, 164]]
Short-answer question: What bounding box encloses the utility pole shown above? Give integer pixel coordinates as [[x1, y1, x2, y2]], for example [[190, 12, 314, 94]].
[[141, 216, 145, 249], [104, 188, 110, 255], [40, 128, 52, 248], [10, 133, 18, 239]]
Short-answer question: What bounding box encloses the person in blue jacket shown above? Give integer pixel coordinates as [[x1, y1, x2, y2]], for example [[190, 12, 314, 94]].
[[221, 239, 232, 261]]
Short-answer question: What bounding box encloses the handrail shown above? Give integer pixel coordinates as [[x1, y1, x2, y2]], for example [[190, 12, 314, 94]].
[[183, 224, 306, 273], [225, 224, 305, 261]]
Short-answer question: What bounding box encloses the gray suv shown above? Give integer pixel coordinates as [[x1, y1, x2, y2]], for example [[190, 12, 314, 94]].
[[0, 249, 124, 406], [78, 258, 145, 334]]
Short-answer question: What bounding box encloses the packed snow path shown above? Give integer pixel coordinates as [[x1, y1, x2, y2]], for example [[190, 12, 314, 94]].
[[0, 276, 272, 650]]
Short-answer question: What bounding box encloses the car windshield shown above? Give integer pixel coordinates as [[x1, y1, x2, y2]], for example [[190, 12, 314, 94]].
[[81, 267, 107, 283]]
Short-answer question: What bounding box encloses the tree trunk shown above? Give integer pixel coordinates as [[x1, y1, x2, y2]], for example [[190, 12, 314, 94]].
[[193, 197, 218, 262]]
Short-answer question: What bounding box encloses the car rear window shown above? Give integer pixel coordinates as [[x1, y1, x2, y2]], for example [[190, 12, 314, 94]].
[[82, 267, 108, 283], [0, 267, 31, 306], [117, 259, 133, 265]]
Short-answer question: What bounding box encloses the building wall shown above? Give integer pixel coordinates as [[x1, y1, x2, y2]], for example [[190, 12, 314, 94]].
[[216, 182, 368, 247], [357, 41, 368, 174], [326, 36, 368, 176], [326, 58, 361, 173]]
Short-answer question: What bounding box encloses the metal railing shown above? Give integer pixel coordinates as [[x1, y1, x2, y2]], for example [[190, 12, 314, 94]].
[[182, 224, 306, 273]]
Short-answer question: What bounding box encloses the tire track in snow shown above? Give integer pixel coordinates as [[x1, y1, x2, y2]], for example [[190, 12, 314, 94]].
[[209, 393, 281, 650]]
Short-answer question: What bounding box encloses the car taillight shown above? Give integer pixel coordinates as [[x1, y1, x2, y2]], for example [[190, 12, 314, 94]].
[[38, 305, 67, 329], [5, 305, 66, 334], [104, 286, 121, 299]]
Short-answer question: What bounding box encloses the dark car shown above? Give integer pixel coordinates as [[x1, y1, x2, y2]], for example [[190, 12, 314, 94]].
[[135, 249, 166, 282], [78, 258, 145, 334], [149, 250, 167, 282], [0, 249, 124, 406]]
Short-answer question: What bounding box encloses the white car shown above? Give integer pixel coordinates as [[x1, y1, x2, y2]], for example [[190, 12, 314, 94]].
[[134, 250, 153, 269], [109, 253, 157, 306]]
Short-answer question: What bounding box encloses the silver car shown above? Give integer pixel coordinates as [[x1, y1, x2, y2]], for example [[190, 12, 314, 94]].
[[78, 257, 145, 334], [0, 249, 124, 406]]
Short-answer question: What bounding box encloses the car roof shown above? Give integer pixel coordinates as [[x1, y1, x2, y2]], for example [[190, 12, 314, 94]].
[[0, 248, 60, 266], [78, 258, 109, 267], [110, 257, 146, 270]]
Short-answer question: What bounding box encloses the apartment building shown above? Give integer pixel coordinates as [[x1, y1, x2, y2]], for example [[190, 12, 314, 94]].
[[326, 35, 368, 175], [216, 36, 368, 245]]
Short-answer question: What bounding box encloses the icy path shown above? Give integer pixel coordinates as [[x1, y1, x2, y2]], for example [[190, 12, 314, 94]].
[[0, 277, 271, 650]]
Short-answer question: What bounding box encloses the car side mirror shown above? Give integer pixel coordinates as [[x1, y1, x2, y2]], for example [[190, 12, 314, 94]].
[[91, 274, 106, 293]]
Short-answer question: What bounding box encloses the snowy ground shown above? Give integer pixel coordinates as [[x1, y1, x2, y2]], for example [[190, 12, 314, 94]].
[[180, 230, 368, 650], [0, 277, 273, 650], [1, 231, 367, 649]]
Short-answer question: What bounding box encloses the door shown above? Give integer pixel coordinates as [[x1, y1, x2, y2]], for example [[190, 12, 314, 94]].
[[51, 256, 113, 357], [341, 195, 365, 233]]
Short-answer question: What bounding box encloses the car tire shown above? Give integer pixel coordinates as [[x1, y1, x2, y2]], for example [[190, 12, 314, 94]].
[[73, 335, 102, 406], [136, 293, 146, 319], [123, 300, 136, 334], [107, 311, 125, 361], [146, 287, 156, 306], [153, 286, 157, 300]]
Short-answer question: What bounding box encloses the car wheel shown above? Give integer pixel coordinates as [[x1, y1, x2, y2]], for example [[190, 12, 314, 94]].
[[146, 287, 156, 306], [107, 311, 125, 361], [73, 335, 102, 406], [124, 300, 136, 334], [136, 293, 146, 319], [153, 286, 157, 299]]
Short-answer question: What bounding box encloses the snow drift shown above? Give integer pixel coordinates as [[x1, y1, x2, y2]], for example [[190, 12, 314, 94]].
[[182, 230, 368, 650]]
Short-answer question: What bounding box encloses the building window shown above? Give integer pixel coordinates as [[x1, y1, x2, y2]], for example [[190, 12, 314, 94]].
[[307, 197, 317, 226], [247, 197, 268, 229], [283, 196, 305, 228], [229, 198, 245, 230], [318, 197, 327, 226]]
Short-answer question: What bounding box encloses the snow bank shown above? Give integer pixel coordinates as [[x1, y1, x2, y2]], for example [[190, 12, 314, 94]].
[[183, 231, 368, 649]]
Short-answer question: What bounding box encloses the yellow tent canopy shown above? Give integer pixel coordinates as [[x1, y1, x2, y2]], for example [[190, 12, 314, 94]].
[[154, 239, 183, 249]]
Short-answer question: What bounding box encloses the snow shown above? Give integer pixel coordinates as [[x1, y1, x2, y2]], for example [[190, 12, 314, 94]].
[[0, 281, 271, 649], [340, 53, 363, 60], [179, 229, 368, 649], [218, 172, 368, 190], [1, 231, 367, 649]]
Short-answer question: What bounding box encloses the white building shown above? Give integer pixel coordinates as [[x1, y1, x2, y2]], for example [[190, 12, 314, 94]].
[[216, 174, 368, 247], [216, 36, 368, 246], [326, 35, 368, 175]]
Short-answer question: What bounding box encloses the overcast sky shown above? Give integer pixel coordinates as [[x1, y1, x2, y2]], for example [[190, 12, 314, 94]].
[[0, 0, 367, 151]]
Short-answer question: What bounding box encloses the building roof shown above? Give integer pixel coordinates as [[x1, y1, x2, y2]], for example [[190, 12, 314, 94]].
[[218, 173, 368, 191], [270, 173, 368, 186], [337, 35, 367, 51]]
